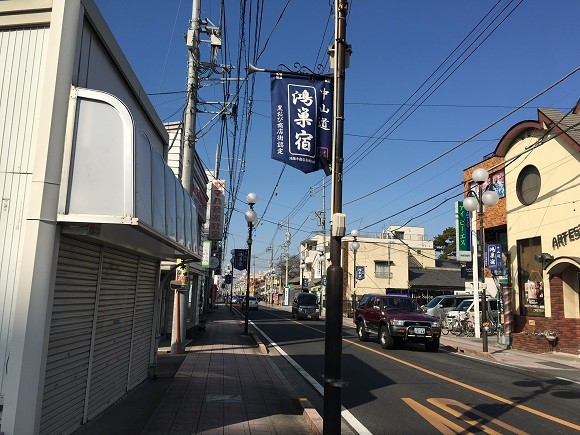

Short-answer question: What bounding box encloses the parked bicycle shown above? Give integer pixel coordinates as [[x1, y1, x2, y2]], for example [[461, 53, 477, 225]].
[[448, 312, 475, 337]]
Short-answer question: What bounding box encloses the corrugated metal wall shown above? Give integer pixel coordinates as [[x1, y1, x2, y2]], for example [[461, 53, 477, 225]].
[[0, 26, 48, 401], [40, 237, 159, 434]]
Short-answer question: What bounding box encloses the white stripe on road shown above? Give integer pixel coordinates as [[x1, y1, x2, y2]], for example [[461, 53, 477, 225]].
[[251, 320, 373, 435]]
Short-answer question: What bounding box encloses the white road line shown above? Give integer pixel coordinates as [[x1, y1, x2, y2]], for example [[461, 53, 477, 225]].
[[251, 320, 373, 435]]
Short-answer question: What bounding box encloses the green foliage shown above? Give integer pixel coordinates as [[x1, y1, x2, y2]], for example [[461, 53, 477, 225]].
[[433, 227, 456, 259]]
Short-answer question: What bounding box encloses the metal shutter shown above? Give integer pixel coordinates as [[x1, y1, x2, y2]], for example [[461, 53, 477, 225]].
[[40, 237, 101, 435], [86, 246, 138, 419], [128, 257, 159, 389]]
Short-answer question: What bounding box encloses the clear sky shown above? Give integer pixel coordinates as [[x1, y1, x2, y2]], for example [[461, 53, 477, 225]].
[[95, 0, 580, 273]]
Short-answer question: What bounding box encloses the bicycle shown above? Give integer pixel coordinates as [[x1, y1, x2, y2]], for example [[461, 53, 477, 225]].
[[440, 317, 451, 335], [449, 312, 475, 336]]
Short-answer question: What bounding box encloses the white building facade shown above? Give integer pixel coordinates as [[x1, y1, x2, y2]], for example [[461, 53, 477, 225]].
[[0, 1, 206, 433]]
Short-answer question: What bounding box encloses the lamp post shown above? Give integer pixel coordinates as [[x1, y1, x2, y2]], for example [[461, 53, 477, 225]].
[[300, 259, 307, 291], [244, 192, 258, 335], [463, 168, 499, 353], [350, 230, 360, 312], [228, 254, 235, 313]]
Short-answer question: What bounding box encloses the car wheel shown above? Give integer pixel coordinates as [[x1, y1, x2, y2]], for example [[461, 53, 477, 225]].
[[425, 337, 440, 352], [357, 322, 369, 342], [379, 325, 394, 349]]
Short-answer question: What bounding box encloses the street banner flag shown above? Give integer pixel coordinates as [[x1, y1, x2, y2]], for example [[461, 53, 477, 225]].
[[455, 201, 472, 262], [270, 73, 333, 173], [355, 266, 365, 281], [233, 249, 248, 271]]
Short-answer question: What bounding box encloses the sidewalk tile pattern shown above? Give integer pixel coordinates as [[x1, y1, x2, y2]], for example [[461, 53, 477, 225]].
[[142, 308, 312, 434]]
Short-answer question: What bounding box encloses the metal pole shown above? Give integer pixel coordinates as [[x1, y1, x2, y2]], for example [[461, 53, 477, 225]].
[[244, 220, 253, 335], [230, 271, 234, 313], [479, 185, 488, 352], [324, 1, 348, 433]]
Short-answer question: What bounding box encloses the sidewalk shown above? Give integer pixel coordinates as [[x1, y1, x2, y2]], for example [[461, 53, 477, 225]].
[[75, 306, 319, 435]]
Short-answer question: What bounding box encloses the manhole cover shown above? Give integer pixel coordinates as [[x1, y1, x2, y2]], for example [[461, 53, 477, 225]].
[[205, 394, 242, 403]]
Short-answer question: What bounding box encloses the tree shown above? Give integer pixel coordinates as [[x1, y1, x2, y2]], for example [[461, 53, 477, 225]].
[[275, 254, 301, 284], [433, 227, 456, 259]]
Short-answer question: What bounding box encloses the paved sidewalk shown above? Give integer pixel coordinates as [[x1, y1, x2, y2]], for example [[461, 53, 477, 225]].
[[142, 307, 314, 434], [75, 306, 317, 435]]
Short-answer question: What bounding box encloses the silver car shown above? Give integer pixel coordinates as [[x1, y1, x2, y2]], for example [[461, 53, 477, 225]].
[[242, 296, 259, 310]]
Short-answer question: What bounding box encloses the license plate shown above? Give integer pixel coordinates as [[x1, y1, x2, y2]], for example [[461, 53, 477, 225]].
[[415, 327, 425, 335]]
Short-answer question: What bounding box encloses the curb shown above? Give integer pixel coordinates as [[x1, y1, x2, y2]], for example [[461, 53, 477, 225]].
[[295, 397, 323, 435]]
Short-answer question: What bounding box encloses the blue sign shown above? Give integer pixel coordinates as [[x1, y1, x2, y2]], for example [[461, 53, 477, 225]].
[[355, 266, 365, 281], [321, 275, 327, 286], [224, 274, 232, 284], [302, 278, 309, 289], [233, 249, 248, 271], [270, 73, 333, 173], [485, 243, 503, 272]]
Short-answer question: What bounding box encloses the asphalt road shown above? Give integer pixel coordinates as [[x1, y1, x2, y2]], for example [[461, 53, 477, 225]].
[[249, 305, 580, 435]]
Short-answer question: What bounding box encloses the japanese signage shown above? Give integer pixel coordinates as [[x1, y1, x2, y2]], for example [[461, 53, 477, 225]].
[[207, 180, 225, 240], [270, 73, 333, 173], [302, 277, 309, 290], [202, 240, 211, 267], [485, 243, 504, 275], [355, 266, 365, 281], [455, 201, 472, 262], [233, 249, 248, 271]]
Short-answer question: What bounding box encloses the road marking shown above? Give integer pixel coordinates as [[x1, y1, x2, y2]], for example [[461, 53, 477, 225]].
[[251, 321, 372, 435], [402, 398, 472, 434], [344, 338, 580, 431]]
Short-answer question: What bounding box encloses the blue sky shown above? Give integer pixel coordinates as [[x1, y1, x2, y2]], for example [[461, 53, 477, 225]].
[[95, 0, 580, 272]]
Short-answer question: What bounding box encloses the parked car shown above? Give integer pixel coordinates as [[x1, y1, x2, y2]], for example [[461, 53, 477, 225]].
[[446, 298, 499, 324], [242, 296, 259, 310], [354, 293, 441, 352], [231, 295, 242, 305], [292, 292, 320, 320], [422, 294, 472, 321]]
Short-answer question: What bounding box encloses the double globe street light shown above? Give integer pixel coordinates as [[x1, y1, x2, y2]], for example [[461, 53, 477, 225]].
[[463, 167, 499, 353], [243, 192, 258, 335]]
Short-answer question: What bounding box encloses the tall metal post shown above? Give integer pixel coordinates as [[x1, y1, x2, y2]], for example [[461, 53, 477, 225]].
[[478, 185, 489, 352], [324, 1, 348, 433], [244, 220, 253, 335]]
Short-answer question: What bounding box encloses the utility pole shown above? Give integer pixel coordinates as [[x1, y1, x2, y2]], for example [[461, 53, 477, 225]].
[[172, 0, 201, 356], [324, 1, 349, 434]]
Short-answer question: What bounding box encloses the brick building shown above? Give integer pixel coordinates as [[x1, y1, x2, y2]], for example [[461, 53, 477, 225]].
[[466, 107, 580, 355]]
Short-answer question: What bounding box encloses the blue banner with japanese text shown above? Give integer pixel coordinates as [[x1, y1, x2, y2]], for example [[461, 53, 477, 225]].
[[270, 73, 333, 173], [233, 249, 248, 271]]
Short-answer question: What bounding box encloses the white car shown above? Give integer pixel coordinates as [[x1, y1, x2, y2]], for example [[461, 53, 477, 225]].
[[242, 296, 259, 310]]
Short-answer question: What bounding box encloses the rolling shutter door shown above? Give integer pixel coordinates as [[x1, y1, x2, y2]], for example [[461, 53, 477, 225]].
[[128, 257, 159, 389], [41, 238, 160, 433], [40, 237, 101, 435], [86, 246, 138, 419]]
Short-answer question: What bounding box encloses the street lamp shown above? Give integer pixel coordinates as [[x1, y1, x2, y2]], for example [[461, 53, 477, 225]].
[[463, 167, 499, 352], [300, 259, 307, 291], [229, 252, 235, 313], [243, 192, 258, 335], [350, 230, 360, 312]]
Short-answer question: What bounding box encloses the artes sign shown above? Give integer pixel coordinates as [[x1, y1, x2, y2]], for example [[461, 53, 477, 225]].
[[270, 73, 333, 174]]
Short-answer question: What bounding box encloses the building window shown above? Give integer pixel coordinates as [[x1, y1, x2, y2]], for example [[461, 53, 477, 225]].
[[517, 236, 545, 317], [394, 231, 404, 240], [375, 261, 392, 278], [516, 165, 541, 205]]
